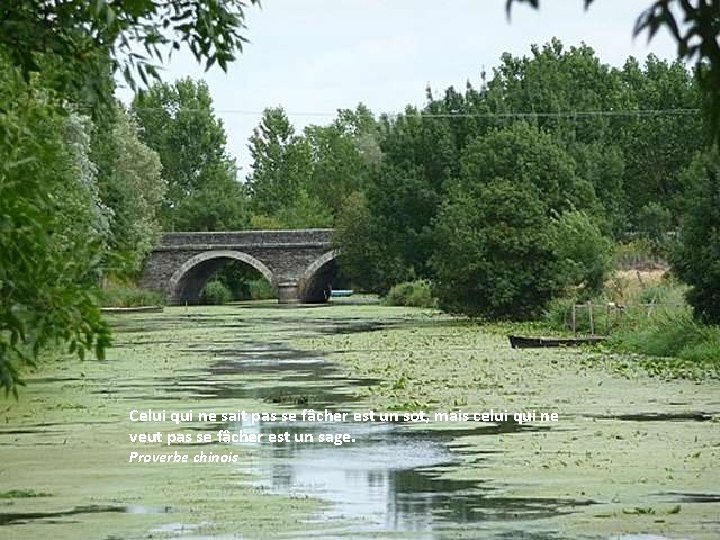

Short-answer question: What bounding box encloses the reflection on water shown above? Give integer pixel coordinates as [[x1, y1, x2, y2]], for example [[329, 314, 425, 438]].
[[0, 504, 171, 526], [201, 335, 591, 539], [261, 424, 458, 532], [237, 418, 590, 537]]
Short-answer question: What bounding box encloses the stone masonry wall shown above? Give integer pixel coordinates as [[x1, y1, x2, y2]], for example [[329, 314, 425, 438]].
[[139, 229, 335, 303]]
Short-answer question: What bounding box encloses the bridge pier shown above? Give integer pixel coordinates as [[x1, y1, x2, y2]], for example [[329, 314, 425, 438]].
[[276, 281, 300, 304]]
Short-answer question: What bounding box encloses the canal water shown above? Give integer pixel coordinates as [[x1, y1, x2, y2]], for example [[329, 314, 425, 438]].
[[2, 304, 718, 539], [172, 312, 600, 540]]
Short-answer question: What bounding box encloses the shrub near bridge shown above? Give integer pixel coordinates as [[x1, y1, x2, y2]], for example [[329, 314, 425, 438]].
[[384, 280, 437, 308], [200, 280, 232, 305], [247, 279, 275, 300], [100, 286, 165, 308]]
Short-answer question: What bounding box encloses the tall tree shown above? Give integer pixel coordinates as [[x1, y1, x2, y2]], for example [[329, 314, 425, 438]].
[[458, 122, 598, 215], [370, 106, 458, 283], [432, 179, 559, 320], [507, 0, 720, 142], [334, 191, 390, 292], [671, 149, 720, 324], [93, 105, 167, 278], [246, 107, 317, 223], [246, 105, 379, 231], [247, 107, 311, 214], [304, 108, 376, 216], [479, 40, 704, 234], [617, 54, 702, 226], [485, 39, 627, 143], [431, 124, 610, 319], [1, 2, 257, 393], [571, 142, 626, 235], [334, 103, 383, 170], [133, 78, 247, 231], [0, 55, 111, 394]]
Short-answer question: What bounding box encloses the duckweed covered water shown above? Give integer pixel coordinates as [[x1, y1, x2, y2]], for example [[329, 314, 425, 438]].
[[1, 303, 718, 539]]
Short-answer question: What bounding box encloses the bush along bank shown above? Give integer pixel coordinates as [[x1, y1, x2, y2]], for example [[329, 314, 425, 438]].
[[541, 274, 718, 379], [100, 286, 165, 308]]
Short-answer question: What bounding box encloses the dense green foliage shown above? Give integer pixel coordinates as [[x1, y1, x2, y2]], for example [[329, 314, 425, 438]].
[[0, 2, 256, 394], [328, 40, 707, 318], [246, 105, 375, 229], [200, 280, 233, 305], [99, 287, 165, 308], [432, 179, 560, 319], [671, 150, 720, 324], [133, 79, 248, 232], [92, 105, 166, 278], [551, 211, 613, 297], [334, 191, 393, 292], [0, 0, 259, 109], [0, 54, 111, 394], [247, 107, 314, 220], [384, 281, 437, 308], [508, 0, 720, 144]]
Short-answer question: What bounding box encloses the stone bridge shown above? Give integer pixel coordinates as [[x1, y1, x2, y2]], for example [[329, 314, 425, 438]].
[[140, 229, 337, 304]]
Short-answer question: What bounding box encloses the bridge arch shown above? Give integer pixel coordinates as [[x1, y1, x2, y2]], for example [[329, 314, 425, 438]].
[[140, 229, 336, 304], [168, 250, 274, 304], [299, 250, 339, 303]]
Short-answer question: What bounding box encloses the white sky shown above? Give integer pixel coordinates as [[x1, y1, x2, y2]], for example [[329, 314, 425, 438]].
[[118, 0, 679, 175]]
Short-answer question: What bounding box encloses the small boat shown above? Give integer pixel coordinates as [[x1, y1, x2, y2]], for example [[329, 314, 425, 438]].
[[508, 335, 606, 349], [330, 289, 354, 298]]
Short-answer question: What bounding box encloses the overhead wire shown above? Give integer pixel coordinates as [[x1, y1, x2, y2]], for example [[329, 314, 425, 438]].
[[101, 107, 702, 118]]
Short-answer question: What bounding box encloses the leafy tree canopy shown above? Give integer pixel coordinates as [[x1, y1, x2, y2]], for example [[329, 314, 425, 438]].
[[431, 123, 611, 319], [671, 149, 720, 324], [507, 0, 720, 142], [92, 104, 166, 278], [133, 78, 247, 231], [1, 2, 256, 394], [432, 180, 559, 320], [0, 0, 259, 109], [458, 121, 598, 215], [247, 107, 314, 218], [0, 55, 111, 394], [246, 105, 377, 229]]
